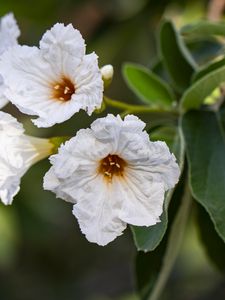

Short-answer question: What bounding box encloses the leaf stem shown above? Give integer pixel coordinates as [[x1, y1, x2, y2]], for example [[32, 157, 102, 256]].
[[104, 96, 179, 116]]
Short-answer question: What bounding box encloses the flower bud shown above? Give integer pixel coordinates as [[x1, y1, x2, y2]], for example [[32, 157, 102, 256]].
[[101, 64, 114, 89]]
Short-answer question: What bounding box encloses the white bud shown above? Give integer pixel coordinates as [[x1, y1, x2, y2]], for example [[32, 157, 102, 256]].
[[101, 65, 114, 88]]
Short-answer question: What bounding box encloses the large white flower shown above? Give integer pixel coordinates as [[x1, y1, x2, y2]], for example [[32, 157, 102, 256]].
[[0, 13, 20, 108], [0, 23, 103, 127], [44, 114, 180, 246], [0, 111, 53, 205]]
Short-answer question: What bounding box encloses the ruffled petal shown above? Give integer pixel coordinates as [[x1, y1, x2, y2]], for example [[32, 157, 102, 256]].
[[122, 140, 180, 191], [0, 75, 9, 108], [0, 181, 20, 205], [0, 13, 20, 55], [0, 13, 20, 108], [44, 129, 112, 198], [70, 53, 103, 114], [116, 172, 165, 226], [72, 175, 127, 246], [40, 23, 85, 64]]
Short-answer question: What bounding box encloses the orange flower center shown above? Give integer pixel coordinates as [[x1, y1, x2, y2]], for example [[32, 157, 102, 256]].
[[52, 76, 75, 101], [99, 154, 126, 181]]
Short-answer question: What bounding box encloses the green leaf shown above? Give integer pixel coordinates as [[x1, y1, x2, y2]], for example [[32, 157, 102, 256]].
[[186, 39, 223, 66], [123, 63, 175, 107], [131, 208, 168, 252], [144, 113, 178, 132], [181, 64, 225, 110], [150, 126, 180, 154], [181, 21, 225, 38], [131, 125, 185, 251], [136, 180, 191, 300], [182, 110, 225, 242], [159, 20, 196, 93], [151, 58, 170, 83], [136, 238, 167, 299], [192, 57, 225, 82], [196, 203, 225, 273]]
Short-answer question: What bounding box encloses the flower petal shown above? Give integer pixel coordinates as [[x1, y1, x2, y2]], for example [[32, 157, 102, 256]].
[[70, 53, 103, 115], [123, 140, 180, 191], [0, 111, 51, 204], [44, 128, 111, 197], [0, 75, 9, 108], [115, 173, 165, 226], [0, 13, 20, 108], [72, 175, 127, 246], [0, 13, 20, 56], [40, 23, 85, 63]]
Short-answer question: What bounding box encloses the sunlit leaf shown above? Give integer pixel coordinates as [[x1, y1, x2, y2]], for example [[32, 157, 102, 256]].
[[123, 63, 175, 107], [181, 64, 225, 110], [192, 57, 225, 82]]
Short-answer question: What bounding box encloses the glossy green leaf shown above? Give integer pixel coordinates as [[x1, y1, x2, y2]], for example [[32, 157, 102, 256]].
[[144, 113, 178, 132], [196, 204, 225, 273], [131, 125, 185, 251], [151, 58, 170, 83], [182, 110, 225, 242], [123, 63, 174, 107], [181, 64, 225, 110], [159, 20, 196, 93], [192, 57, 225, 82], [186, 39, 223, 66], [136, 179, 191, 300], [131, 208, 168, 252], [150, 126, 180, 152], [181, 21, 225, 38]]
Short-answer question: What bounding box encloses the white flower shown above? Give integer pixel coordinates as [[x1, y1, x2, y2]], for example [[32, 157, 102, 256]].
[[0, 111, 53, 205], [44, 114, 180, 246], [0, 13, 20, 109], [0, 23, 103, 127]]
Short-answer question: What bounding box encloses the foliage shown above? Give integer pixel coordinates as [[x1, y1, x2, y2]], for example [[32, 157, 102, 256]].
[[121, 19, 225, 300], [1, 2, 225, 300]]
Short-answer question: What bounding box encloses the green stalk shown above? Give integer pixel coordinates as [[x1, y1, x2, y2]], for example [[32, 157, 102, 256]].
[[104, 96, 179, 115]]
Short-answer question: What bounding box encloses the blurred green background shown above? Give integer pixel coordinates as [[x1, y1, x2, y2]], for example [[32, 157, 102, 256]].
[[0, 0, 225, 299]]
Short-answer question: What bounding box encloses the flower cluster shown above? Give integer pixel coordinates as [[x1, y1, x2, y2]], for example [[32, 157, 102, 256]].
[[0, 13, 180, 246]]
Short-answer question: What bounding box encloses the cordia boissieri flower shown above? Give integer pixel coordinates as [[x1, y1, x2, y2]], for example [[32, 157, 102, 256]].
[[0, 13, 20, 109], [0, 23, 103, 127], [0, 111, 53, 205], [44, 114, 180, 246]]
